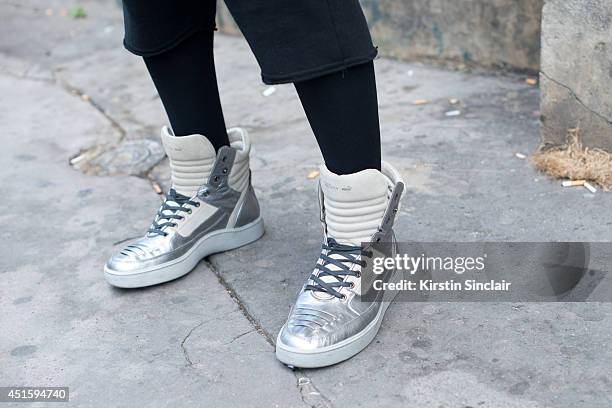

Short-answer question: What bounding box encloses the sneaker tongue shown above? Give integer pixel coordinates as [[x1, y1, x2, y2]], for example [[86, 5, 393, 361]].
[[161, 126, 216, 196], [319, 165, 390, 245]]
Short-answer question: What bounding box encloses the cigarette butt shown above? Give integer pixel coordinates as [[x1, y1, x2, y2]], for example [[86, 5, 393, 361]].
[[262, 86, 276, 97], [584, 182, 597, 193], [526, 78, 538, 86], [562, 180, 585, 187], [413, 99, 429, 105], [515, 152, 527, 159], [151, 181, 163, 194], [307, 170, 320, 180], [449, 98, 460, 105], [81, 94, 90, 102], [70, 155, 85, 165]]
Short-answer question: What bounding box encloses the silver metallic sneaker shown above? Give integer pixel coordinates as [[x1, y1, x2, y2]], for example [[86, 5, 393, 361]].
[[104, 126, 264, 288], [276, 162, 404, 368]]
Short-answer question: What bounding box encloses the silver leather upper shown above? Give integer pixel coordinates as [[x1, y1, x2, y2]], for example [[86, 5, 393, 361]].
[[106, 145, 260, 274], [279, 177, 404, 350]]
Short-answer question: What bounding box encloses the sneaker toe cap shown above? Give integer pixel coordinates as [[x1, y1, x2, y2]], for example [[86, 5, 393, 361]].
[[105, 241, 165, 274], [279, 324, 329, 350]]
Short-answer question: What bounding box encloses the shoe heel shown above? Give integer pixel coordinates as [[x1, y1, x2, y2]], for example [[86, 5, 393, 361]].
[[203, 216, 265, 255], [225, 216, 265, 250]]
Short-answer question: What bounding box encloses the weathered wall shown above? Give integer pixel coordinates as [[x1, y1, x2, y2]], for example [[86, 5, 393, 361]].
[[217, 0, 543, 72], [539, 0, 612, 151], [361, 0, 542, 71]]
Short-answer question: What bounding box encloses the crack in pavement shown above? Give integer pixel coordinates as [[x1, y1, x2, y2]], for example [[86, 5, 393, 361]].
[[224, 328, 256, 345], [541, 70, 612, 125], [179, 311, 238, 367], [56, 78, 127, 140], [204, 259, 335, 408], [180, 321, 205, 366], [204, 259, 276, 346], [54, 73, 167, 195]]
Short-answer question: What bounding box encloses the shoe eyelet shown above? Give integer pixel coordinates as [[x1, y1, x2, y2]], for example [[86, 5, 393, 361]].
[[213, 176, 220, 182], [356, 272, 361, 278], [195, 202, 201, 207], [222, 156, 227, 162], [340, 294, 347, 300], [349, 282, 355, 289], [222, 168, 228, 174], [187, 209, 192, 214]]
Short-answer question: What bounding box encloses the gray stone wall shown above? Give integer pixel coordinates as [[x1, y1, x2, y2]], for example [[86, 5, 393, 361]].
[[361, 0, 542, 71], [540, 0, 612, 151], [217, 0, 543, 72]]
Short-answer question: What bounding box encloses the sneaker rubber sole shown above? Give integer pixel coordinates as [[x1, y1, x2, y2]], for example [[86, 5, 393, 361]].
[[104, 217, 264, 288]]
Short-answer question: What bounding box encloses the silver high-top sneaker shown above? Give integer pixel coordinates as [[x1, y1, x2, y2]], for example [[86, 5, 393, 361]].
[[104, 126, 264, 288], [276, 162, 404, 368]]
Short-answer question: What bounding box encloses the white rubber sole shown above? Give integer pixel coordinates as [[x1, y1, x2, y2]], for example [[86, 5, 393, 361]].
[[275, 268, 403, 368], [104, 217, 264, 288]]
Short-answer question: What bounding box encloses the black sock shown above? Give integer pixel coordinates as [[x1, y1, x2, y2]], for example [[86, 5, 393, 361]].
[[294, 61, 381, 175], [143, 30, 229, 151]]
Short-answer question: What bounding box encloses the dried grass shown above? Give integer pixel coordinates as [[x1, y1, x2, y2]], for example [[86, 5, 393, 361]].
[[532, 128, 612, 190]]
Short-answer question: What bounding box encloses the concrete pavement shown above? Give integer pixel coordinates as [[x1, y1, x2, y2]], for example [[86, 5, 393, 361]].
[[1, 1, 611, 407]]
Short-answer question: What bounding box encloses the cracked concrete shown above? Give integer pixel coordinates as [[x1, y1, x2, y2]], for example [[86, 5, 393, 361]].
[[539, 0, 612, 151], [180, 321, 205, 366], [1, 1, 611, 407], [540, 71, 612, 127]]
